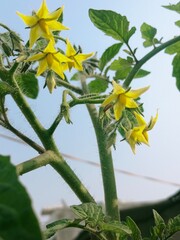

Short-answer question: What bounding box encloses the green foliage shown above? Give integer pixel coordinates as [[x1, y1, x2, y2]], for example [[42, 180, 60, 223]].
[[150, 210, 180, 240], [110, 57, 133, 80], [15, 72, 39, 99], [0, 155, 42, 240], [126, 217, 143, 240], [172, 54, 180, 91], [140, 23, 159, 48], [89, 9, 136, 43], [0, 31, 22, 56], [175, 20, 180, 27], [134, 69, 150, 79], [88, 78, 108, 93], [0, 82, 14, 96], [165, 41, 180, 54], [163, 2, 180, 14], [99, 43, 123, 72]]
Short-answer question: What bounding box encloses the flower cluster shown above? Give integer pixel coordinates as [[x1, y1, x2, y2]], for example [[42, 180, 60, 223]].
[[17, 0, 93, 93], [102, 80, 158, 153]]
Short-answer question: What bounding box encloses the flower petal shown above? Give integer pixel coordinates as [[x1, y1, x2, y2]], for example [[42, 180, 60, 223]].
[[114, 100, 125, 120], [112, 80, 125, 94], [26, 53, 45, 62], [134, 112, 147, 126], [37, 0, 49, 18], [47, 21, 69, 31], [66, 39, 76, 56], [46, 6, 64, 20], [29, 25, 43, 48], [126, 86, 149, 98], [124, 97, 138, 108], [75, 53, 94, 62], [16, 12, 38, 27], [51, 60, 65, 79], [102, 93, 117, 107], [36, 58, 48, 76], [147, 111, 158, 130]]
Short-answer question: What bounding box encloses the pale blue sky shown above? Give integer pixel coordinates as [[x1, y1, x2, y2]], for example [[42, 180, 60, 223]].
[[0, 0, 180, 221]]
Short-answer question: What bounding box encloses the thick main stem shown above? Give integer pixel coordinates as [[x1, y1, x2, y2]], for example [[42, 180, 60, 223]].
[[2, 66, 95, 204], [81, 76, 120, 221]]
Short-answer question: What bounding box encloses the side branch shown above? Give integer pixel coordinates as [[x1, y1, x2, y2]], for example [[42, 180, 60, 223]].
[[123, 35, 180, 88]]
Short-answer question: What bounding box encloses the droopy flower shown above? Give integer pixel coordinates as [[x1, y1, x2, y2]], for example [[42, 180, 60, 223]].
[[63, 39, 94, 71], [26, 41, 72, 79], [125, 111, 158, 154], [102, 80, 149, 121], [17, 0, 69, 48]]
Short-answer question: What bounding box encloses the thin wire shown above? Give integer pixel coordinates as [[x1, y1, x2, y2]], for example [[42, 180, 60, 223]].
[[1, 133, 180, 188]]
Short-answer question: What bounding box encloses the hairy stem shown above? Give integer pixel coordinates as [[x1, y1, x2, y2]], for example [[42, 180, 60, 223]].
[[81, 75, 120, 221], [0, 62, 95, 203], [123, 35, 180, 88]]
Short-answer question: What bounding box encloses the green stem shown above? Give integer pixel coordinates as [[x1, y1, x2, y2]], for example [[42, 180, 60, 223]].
[[1, 62, 95, 204], [81, 76, 120, 221], [16, 150, 95, 203], [123, 35, 180, 88]]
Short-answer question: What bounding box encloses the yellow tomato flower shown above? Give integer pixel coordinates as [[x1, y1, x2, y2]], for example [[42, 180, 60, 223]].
[[102, 80, 149, 121], [63, 39, 94, 71], [26, 41, 72, 79], [17, 0, 69, 48], [125, 111, 158, 154]]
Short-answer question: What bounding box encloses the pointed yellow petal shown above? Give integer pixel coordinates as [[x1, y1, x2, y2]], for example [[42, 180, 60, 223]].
[[124, 97, 138, 108], [16, 12, 38, 27], [29, 25, 42, 48], [134, 111, 147, 126], [114, 101, 125, 120], [36, 58, 48, 76], [126, 86, 150, 98], [101, 94, 117, 107], [46, 6, 64, 20], [127, 136, 136, 154], [112, 80, 125, 95], [66, 39, 76, 56], [51, 61, 65, 79], [43, 41, 56, 53], [47, 21, 69, 31], [26, 53, 45, 62], [37, 0, 49, 18], [75, 53, 94, 62], [55, 52, 73, 63], [147, 111, 158, 131]]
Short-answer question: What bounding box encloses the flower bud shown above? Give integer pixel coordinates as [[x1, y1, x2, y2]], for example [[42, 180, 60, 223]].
[[46, 71, 56, 93]]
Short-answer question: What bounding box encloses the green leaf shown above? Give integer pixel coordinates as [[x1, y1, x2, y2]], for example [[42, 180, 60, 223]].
[[165, 41, 180, 54], [99, 43, 123, 71], [88, 79, 108, 93], [89, 9, 136, 43], [163, 2, 180, 14], [126, 217, 143, 240], [110, 57, 133, 80], [45, 219, 81, 239], [167, 214, 180, 236], [134, 69, 150, 78], [172, 54, 180, 91], [140, 23, 157, 47], [15, 72, 39, 99], [71, 203, 105, 227], [101, 222, 131, 235], [175, 20, 180, 27], [0, 155, 42, 240]]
